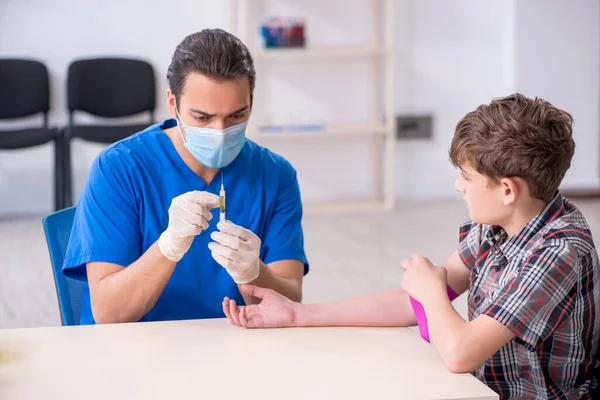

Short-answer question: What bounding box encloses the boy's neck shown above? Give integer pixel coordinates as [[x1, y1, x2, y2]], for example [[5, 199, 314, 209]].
[[501, 197, 549, 239]]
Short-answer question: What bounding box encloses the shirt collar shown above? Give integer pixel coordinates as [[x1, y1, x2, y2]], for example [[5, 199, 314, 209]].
[[485, 192, 565, 261]]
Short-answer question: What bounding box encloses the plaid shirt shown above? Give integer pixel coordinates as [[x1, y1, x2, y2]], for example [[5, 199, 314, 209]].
[[459, 193, 600, 399]]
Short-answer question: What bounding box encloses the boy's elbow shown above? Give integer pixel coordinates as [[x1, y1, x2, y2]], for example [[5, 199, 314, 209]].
[[445, 357, 476, 374], [442, 340, 479, 374]]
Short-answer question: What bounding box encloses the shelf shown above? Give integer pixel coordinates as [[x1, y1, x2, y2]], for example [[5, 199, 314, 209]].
[[234, 0, 396, 213], [248, 122, 389, 140], [252, 45, 388, 60]]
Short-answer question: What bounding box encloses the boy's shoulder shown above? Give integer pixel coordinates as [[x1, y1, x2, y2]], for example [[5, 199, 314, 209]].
[[518, 195, 596, 265], [535, 198, 595, 254], [460, 194, 597, 264]]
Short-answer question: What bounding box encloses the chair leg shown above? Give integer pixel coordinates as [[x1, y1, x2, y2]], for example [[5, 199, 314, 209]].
[[63, 134, 73, 208], [53, 133, 64, 211]]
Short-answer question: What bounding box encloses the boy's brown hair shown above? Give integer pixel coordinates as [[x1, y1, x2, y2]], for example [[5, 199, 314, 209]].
[[449, 93, 575, 202]]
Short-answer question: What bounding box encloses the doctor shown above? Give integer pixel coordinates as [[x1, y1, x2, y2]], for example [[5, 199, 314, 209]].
[[63, 29, 308, 324]]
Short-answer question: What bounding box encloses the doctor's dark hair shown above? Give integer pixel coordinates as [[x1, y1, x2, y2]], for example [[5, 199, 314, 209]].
[[167, 29, 256, 107]]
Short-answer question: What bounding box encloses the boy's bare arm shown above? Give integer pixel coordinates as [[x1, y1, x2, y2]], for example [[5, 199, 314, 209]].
[[402, 252, 515, 373], [440, 250, 471, 295], [223, 250, 473, 329], [425, 295, 515, 373]]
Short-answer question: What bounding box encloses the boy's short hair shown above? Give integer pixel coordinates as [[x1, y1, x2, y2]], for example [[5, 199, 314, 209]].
[[449, 93, 575, 202]]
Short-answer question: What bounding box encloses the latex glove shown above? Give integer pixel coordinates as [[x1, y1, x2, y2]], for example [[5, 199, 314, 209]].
[[158, 191, 220, 262], [208, 220, 261, 284]]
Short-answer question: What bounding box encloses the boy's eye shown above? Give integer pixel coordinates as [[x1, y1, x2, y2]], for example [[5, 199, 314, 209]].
[[195, 116, 210, 122], [230, 113, 245, 119]]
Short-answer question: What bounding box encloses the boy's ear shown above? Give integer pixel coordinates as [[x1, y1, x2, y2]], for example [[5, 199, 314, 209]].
[[500, 177, 519, 206]]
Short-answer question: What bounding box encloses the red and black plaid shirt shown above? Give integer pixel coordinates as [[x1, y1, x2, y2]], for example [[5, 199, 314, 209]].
[[459, 193, 600, 399]]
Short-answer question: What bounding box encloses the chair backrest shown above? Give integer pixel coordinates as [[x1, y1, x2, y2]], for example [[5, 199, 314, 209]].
[[67, 58, 155, 118], [42, 207, 83, 326], [0, 59, 50, 120]]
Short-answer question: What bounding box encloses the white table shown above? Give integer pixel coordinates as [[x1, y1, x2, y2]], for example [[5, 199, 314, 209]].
[[0, 319, 498, 399]]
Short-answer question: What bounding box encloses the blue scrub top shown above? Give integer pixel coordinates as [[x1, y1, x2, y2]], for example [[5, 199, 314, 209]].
[[63, 119, 309, 324]]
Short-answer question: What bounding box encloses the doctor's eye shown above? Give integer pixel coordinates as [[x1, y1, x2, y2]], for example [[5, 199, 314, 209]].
[[230, 113, 246, 120]]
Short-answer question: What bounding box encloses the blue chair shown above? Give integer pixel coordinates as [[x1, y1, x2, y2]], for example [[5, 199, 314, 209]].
[[42, 207, 84, 326]]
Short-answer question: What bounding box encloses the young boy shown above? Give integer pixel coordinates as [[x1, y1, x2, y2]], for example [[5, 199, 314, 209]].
[[222, 93, 600, 399]]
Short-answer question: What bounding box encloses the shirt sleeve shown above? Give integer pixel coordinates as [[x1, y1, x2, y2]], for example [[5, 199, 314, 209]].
[[62, 148, 142, 281], [260, 161, 309, 275], [482, 242, 579, 351], [458, 220, 486, 270]]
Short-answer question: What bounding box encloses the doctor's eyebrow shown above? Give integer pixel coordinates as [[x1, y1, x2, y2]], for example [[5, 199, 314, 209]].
[[189, 105, 249, 117], [190, 108, 215, 117]]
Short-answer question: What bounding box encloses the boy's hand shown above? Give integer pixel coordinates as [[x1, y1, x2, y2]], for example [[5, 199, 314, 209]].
[[401, 253, 448, 304], [223, 285, 298, 328]]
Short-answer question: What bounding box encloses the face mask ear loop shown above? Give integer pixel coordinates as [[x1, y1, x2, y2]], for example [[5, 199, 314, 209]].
[[174, 98, 187, 143]]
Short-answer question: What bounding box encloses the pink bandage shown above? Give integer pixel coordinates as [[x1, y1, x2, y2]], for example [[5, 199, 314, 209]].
[[410, 285, 458, 342]]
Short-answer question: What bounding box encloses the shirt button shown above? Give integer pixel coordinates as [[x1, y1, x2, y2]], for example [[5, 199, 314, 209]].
[[495, 265, 501, 272], [474, 295, 481, 302]]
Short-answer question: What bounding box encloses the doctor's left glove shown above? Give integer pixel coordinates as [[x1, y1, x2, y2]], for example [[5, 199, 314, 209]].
[[158, 191, 220, 262], [208, 221, 261, 284]]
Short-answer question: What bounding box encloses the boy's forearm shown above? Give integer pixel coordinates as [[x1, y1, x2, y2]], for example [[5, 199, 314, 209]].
[[294, 289, 417, 327], [422, 291, 471, 372]]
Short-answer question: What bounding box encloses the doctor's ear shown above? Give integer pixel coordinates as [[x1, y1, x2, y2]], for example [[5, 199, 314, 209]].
[[166, 90, 177, 119]]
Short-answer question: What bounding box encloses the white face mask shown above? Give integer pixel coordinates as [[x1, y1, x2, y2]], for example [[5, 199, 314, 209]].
[[175, 105, 247, 169]]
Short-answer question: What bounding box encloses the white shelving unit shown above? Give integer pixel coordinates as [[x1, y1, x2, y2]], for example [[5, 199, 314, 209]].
[[248, 122, 387, 140], [253, 45, 388, 60], [230, 0, 396, 213]]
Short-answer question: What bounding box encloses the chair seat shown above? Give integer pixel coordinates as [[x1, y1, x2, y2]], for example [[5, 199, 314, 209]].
[[0, 127, 57, 150], [69, 124, 149, 144]]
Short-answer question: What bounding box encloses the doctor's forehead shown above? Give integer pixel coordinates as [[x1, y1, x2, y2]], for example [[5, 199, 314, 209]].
[[179, 72, 250, 108]]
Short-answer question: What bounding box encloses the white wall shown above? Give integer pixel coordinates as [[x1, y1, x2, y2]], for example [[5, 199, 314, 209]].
[[394, 0, 516, 199], [514, 0, 600, 191], [0, 0, 597, 215]]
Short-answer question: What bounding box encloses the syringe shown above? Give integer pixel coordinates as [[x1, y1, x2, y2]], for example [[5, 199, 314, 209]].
[[219, 173, 226, 222]]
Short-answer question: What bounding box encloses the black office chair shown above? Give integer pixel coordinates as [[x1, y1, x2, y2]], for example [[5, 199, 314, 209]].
[[0, 59, 64, 211], [64, 57, 155, 207]]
